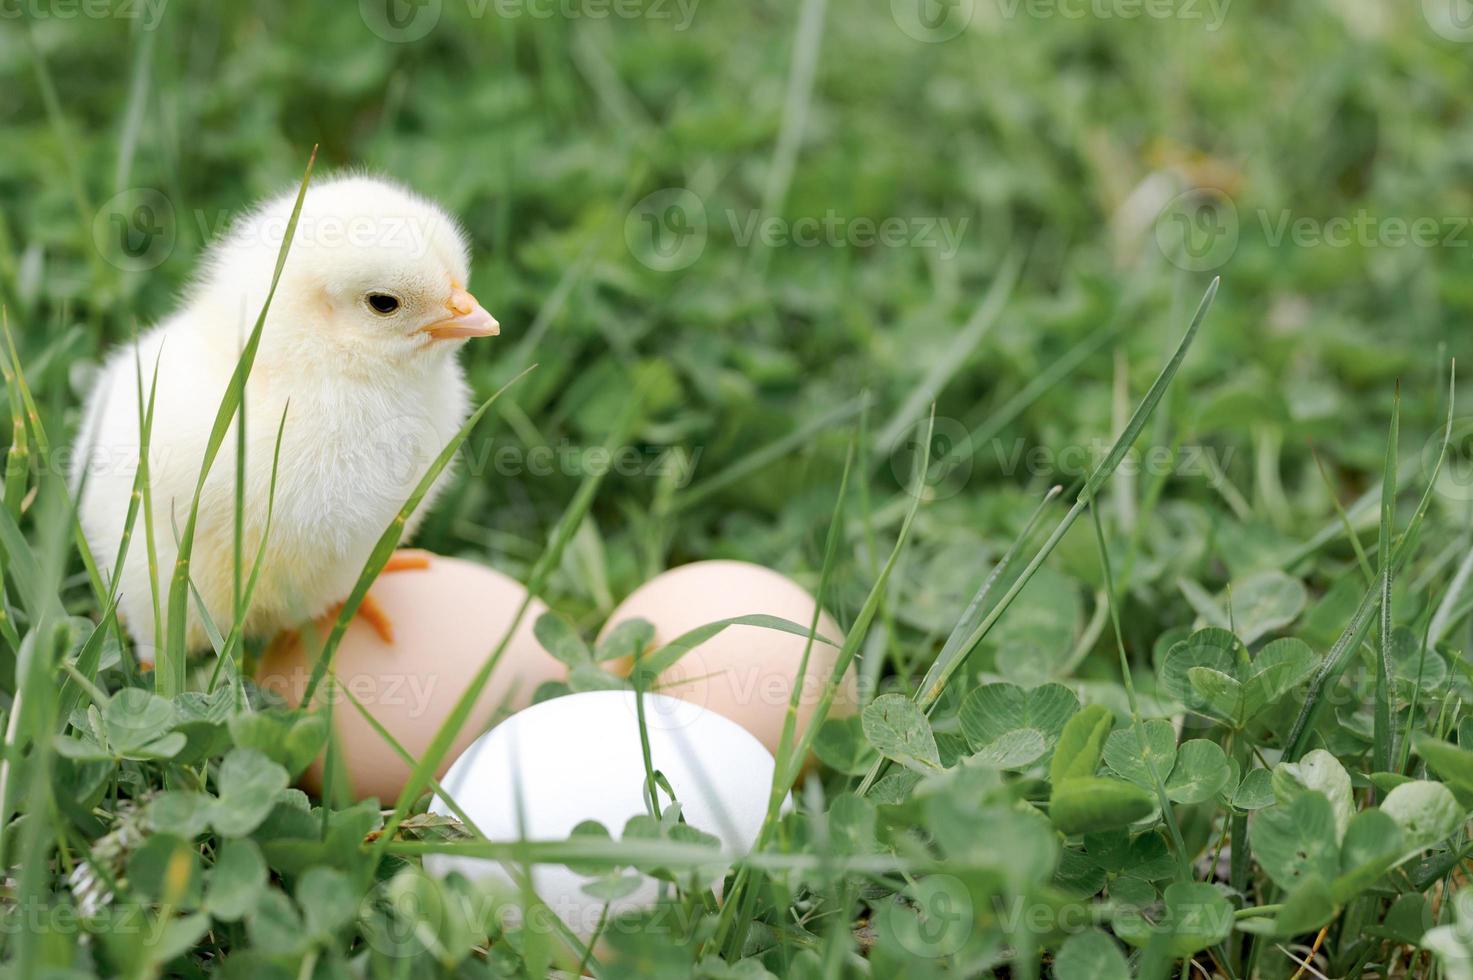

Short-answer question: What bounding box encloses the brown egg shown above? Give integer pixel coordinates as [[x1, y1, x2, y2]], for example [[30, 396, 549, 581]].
[[597, 560, 855, 757], [257, 555, 561, 803]]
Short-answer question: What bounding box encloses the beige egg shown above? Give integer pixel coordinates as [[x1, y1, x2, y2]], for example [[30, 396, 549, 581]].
[[257, 555, 562, 803], [597, 560, 855, 756]]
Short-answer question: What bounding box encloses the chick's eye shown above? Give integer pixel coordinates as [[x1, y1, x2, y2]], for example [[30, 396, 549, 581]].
[[366, 292, 401, 315]]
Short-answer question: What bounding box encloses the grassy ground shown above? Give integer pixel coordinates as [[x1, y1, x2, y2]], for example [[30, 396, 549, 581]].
[[5, 1, 1473, 977]]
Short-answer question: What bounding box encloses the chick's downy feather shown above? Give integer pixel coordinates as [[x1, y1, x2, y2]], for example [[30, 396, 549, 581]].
[[74, 175, 500, 657]]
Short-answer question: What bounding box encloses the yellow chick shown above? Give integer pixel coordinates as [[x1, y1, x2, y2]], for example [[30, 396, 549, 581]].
[[74, 175, 500, 659]]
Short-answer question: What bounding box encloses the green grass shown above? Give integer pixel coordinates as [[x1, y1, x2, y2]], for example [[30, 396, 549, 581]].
[[5, 2, 1473, 977]]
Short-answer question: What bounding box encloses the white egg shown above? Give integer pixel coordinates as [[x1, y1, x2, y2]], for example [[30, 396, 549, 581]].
[[424, 690, 785, 937]]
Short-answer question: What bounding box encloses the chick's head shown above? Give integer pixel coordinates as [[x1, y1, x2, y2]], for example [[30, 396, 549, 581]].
[[199, 175, 499, 371]]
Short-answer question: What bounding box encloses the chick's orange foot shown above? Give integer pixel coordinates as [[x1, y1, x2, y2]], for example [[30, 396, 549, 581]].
[[352, 595, 396, 645], [382, 549, 432, 574], [323, 593, 396, 644], [336, 550, 434, 644]]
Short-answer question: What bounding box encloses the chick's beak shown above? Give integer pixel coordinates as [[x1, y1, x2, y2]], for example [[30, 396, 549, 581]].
[[421, 287, 500, 341]]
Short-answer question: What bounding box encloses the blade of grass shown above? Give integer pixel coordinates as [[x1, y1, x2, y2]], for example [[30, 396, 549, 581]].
[[629, 614, 840, 682], [1, 332, 28, 522], [183, 563, 228, 656], [90, 342, 162, 648], [0, 310, 49, 462], [1118, 391, 1186, 590], [1284, 364, 1454, 760], [912, 276, 1219, 712], [0, 333, 145, 745], [10, 627, 66, 976], [717, 412, 932, 957], [23, 24, 106, 288], [300, 365, 534, 704], [850, 280, 1218, 798], [363, 380, 640, 871], [727, 440, 856, 952], [1372, 386, 1400, 777], [0, 475, 74, 915], [0, 325, 27, 653], [60, 335, 159, 690], [0, 313, 120, 684], [1088, 498, 1191, 879], [386, 835, 1028, 881], [159, 146, 317, 696], [855, 482, 1061, 796], [854, 399, 890, 700], [1399, 617, 1436, 775], [328, 674, 603, 972], [958, 266, 1154, 474], [873, 248, 1023, 456], [748, 0, 827, 278], [628, 646, 664, 817], [134, 342, 164, 658], [54, 598, 119, 728], [112, 17, 156, 194], [1312, 447, 1376, 586], [0, 490, 64, 624], [663, 393, 871, 516], [210, 403, 290, 696], [768, 437, 852, 789], [1431, 537, 1473, 648], [232, 331, 247, 629], [1283, 462, 1419, 572]]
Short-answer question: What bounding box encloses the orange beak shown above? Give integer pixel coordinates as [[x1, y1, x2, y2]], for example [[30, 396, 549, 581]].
[[420, 287, 500, 341]]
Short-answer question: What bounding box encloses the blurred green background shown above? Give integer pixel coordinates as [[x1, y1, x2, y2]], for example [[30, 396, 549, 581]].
[[2, 0, 1471, 659]]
